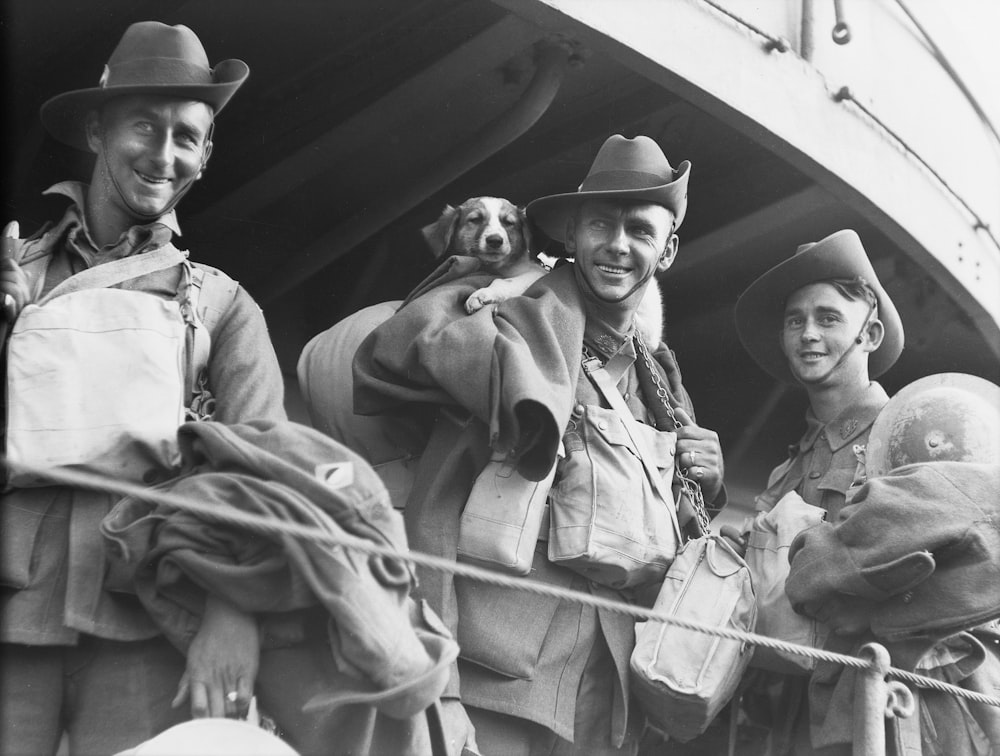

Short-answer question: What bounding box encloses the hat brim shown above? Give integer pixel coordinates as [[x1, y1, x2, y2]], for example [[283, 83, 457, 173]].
[[734, 232, 904, 383], [526, 160, 690, 248], [40, 58, 248, 151]]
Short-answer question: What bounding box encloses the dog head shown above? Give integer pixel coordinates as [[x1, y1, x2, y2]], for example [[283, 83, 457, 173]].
[[421, 196, 537, 275]]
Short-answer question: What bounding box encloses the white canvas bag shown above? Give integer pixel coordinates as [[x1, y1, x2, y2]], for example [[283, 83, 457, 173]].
[[5, 245, 195, 487]]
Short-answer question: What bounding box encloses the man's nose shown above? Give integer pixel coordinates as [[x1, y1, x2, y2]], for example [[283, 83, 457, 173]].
[[147, 135, 173, 166], [608, 225, 629, 254], [801, 320, 821, 340]]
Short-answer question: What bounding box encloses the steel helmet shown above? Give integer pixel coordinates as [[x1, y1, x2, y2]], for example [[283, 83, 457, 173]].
[[865, 372, 1000, 477]]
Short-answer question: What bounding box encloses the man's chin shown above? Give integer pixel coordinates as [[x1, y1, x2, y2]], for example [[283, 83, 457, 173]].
[[128, 196, 173, 219]]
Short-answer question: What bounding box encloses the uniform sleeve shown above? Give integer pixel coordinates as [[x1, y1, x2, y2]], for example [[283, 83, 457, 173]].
[[207, 285, 287, 424]]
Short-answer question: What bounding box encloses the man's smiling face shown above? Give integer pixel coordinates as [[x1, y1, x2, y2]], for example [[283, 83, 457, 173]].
[[565, 199, 676, 306], [87, 94, 214, 223], [781, 281, 875, 385]]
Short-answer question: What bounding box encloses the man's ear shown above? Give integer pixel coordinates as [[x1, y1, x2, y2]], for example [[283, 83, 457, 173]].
[[197, 139, 213, 179], [657, 233, 679, 273], [84, 111, 103, 155], [863, 318, 885, 351], [563, 215, 577, 254]]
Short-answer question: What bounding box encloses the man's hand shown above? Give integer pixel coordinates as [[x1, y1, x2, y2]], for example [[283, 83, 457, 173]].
[[173, 595, 260, 719], [672, 406, 724, 504], [719, 525, 748, 557], [439, 698, 480, 756], [1, 221, 29, 322], [797, 594, 877, 637]]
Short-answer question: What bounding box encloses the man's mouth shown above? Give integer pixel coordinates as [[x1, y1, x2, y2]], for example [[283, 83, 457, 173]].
[[596, 263, 630, 276], [136, 171, 171, 185], [798, 351, 827, 362]]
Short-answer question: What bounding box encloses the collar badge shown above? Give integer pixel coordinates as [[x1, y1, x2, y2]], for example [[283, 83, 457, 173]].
[[840, 417, 859, 439]]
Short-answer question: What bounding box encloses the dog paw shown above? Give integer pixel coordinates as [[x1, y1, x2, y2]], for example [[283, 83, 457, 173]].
[[465, 290, 491, 314], [466, 287, 504, 314]]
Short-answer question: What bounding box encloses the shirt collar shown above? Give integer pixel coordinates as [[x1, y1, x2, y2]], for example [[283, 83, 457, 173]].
[[798, 382, 891, 453], [43, 181, 182, 238]]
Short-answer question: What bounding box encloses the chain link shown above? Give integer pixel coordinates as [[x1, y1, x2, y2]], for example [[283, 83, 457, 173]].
[[635, 339, 712, 536]]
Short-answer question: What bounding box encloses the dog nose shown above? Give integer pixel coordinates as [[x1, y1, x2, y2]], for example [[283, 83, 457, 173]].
[[485, 234, 505, 249]]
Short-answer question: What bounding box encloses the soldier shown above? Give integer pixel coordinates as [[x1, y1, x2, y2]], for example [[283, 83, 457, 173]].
[[1, 22, 285, 753]]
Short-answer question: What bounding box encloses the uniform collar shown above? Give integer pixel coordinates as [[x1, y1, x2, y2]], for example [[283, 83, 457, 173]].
[[43, 181, 182, 237], [798, 382, 890, 453], [583, 316, 637, 384]]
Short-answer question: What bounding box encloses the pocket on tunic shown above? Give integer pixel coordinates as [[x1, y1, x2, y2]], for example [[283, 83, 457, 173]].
[[453, 545, 571, 679], [0, 489, 59, 588]]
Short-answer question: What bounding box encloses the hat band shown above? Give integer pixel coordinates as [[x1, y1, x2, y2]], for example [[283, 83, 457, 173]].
[[580, 169, 674, 193], [103, 58, 214, 89]]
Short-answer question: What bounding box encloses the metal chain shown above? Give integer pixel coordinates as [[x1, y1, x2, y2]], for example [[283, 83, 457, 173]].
[[635, 339, 712, 536]]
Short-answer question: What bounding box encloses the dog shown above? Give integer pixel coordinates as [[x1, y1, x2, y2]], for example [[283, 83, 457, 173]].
[[422, 196, 664, 346], [421, 196, 547, 315]]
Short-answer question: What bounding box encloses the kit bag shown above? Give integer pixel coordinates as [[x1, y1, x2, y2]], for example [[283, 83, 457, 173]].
[[745, 490, 829, 674], [547, 356, 681, 590], [4, 245, 212, 487], [630, 533, 757, 742], [457, 450, 558, 575]]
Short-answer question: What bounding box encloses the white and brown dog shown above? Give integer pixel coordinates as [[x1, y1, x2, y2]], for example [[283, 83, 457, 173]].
[[421, 196, 547, 315], [422, 196, 664, 346]]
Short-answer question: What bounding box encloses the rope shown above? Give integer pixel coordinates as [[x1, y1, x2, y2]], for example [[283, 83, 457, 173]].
[[695, 0, 790, 52], [5, 457, 1000, 710], [833, 86, 1000, 253], [691, 0, 999, 251], [892, 0, 1000, 153]]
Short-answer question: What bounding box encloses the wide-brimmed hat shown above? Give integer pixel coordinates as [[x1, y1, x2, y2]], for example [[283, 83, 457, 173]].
[[526, 135, 691, 247], [41, 21, 249, 151], [865, 372, 1000, 477], [735, 229, 904, 383]]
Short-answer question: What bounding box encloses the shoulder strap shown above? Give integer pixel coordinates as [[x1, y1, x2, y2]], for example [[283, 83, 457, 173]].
[[585, 359, 682, 542], [38, 244, 188, 304], [181, 264, 212, 404], [179, 262, 238, 413], [189, 263, 238, 334]]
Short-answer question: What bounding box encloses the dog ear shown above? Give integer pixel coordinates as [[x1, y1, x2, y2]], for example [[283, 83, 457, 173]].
[[519, 207, 548, 258], [421, 205, 460, 258]]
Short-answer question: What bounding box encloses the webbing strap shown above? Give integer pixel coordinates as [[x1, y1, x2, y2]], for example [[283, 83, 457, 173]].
[[181, 263, 212, 404], [39, 244, 187, 304]]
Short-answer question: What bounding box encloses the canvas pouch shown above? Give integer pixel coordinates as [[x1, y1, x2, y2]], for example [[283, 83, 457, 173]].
[[4, 246, 198, 487], [457, 450, 558, 575], [631, 534, 757, 741], [745, 490, 830, 674], [547, 402, 680, 590]]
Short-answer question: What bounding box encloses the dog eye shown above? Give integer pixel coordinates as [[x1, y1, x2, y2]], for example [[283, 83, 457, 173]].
[[501, 216, 516, 227]]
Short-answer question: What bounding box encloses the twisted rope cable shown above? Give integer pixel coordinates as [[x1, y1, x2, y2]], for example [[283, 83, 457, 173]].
[[695, 0, 790, 51], [693, 0, 998, 251], [834, 86, 1000, 251], [4, 458, 1000, 709]]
